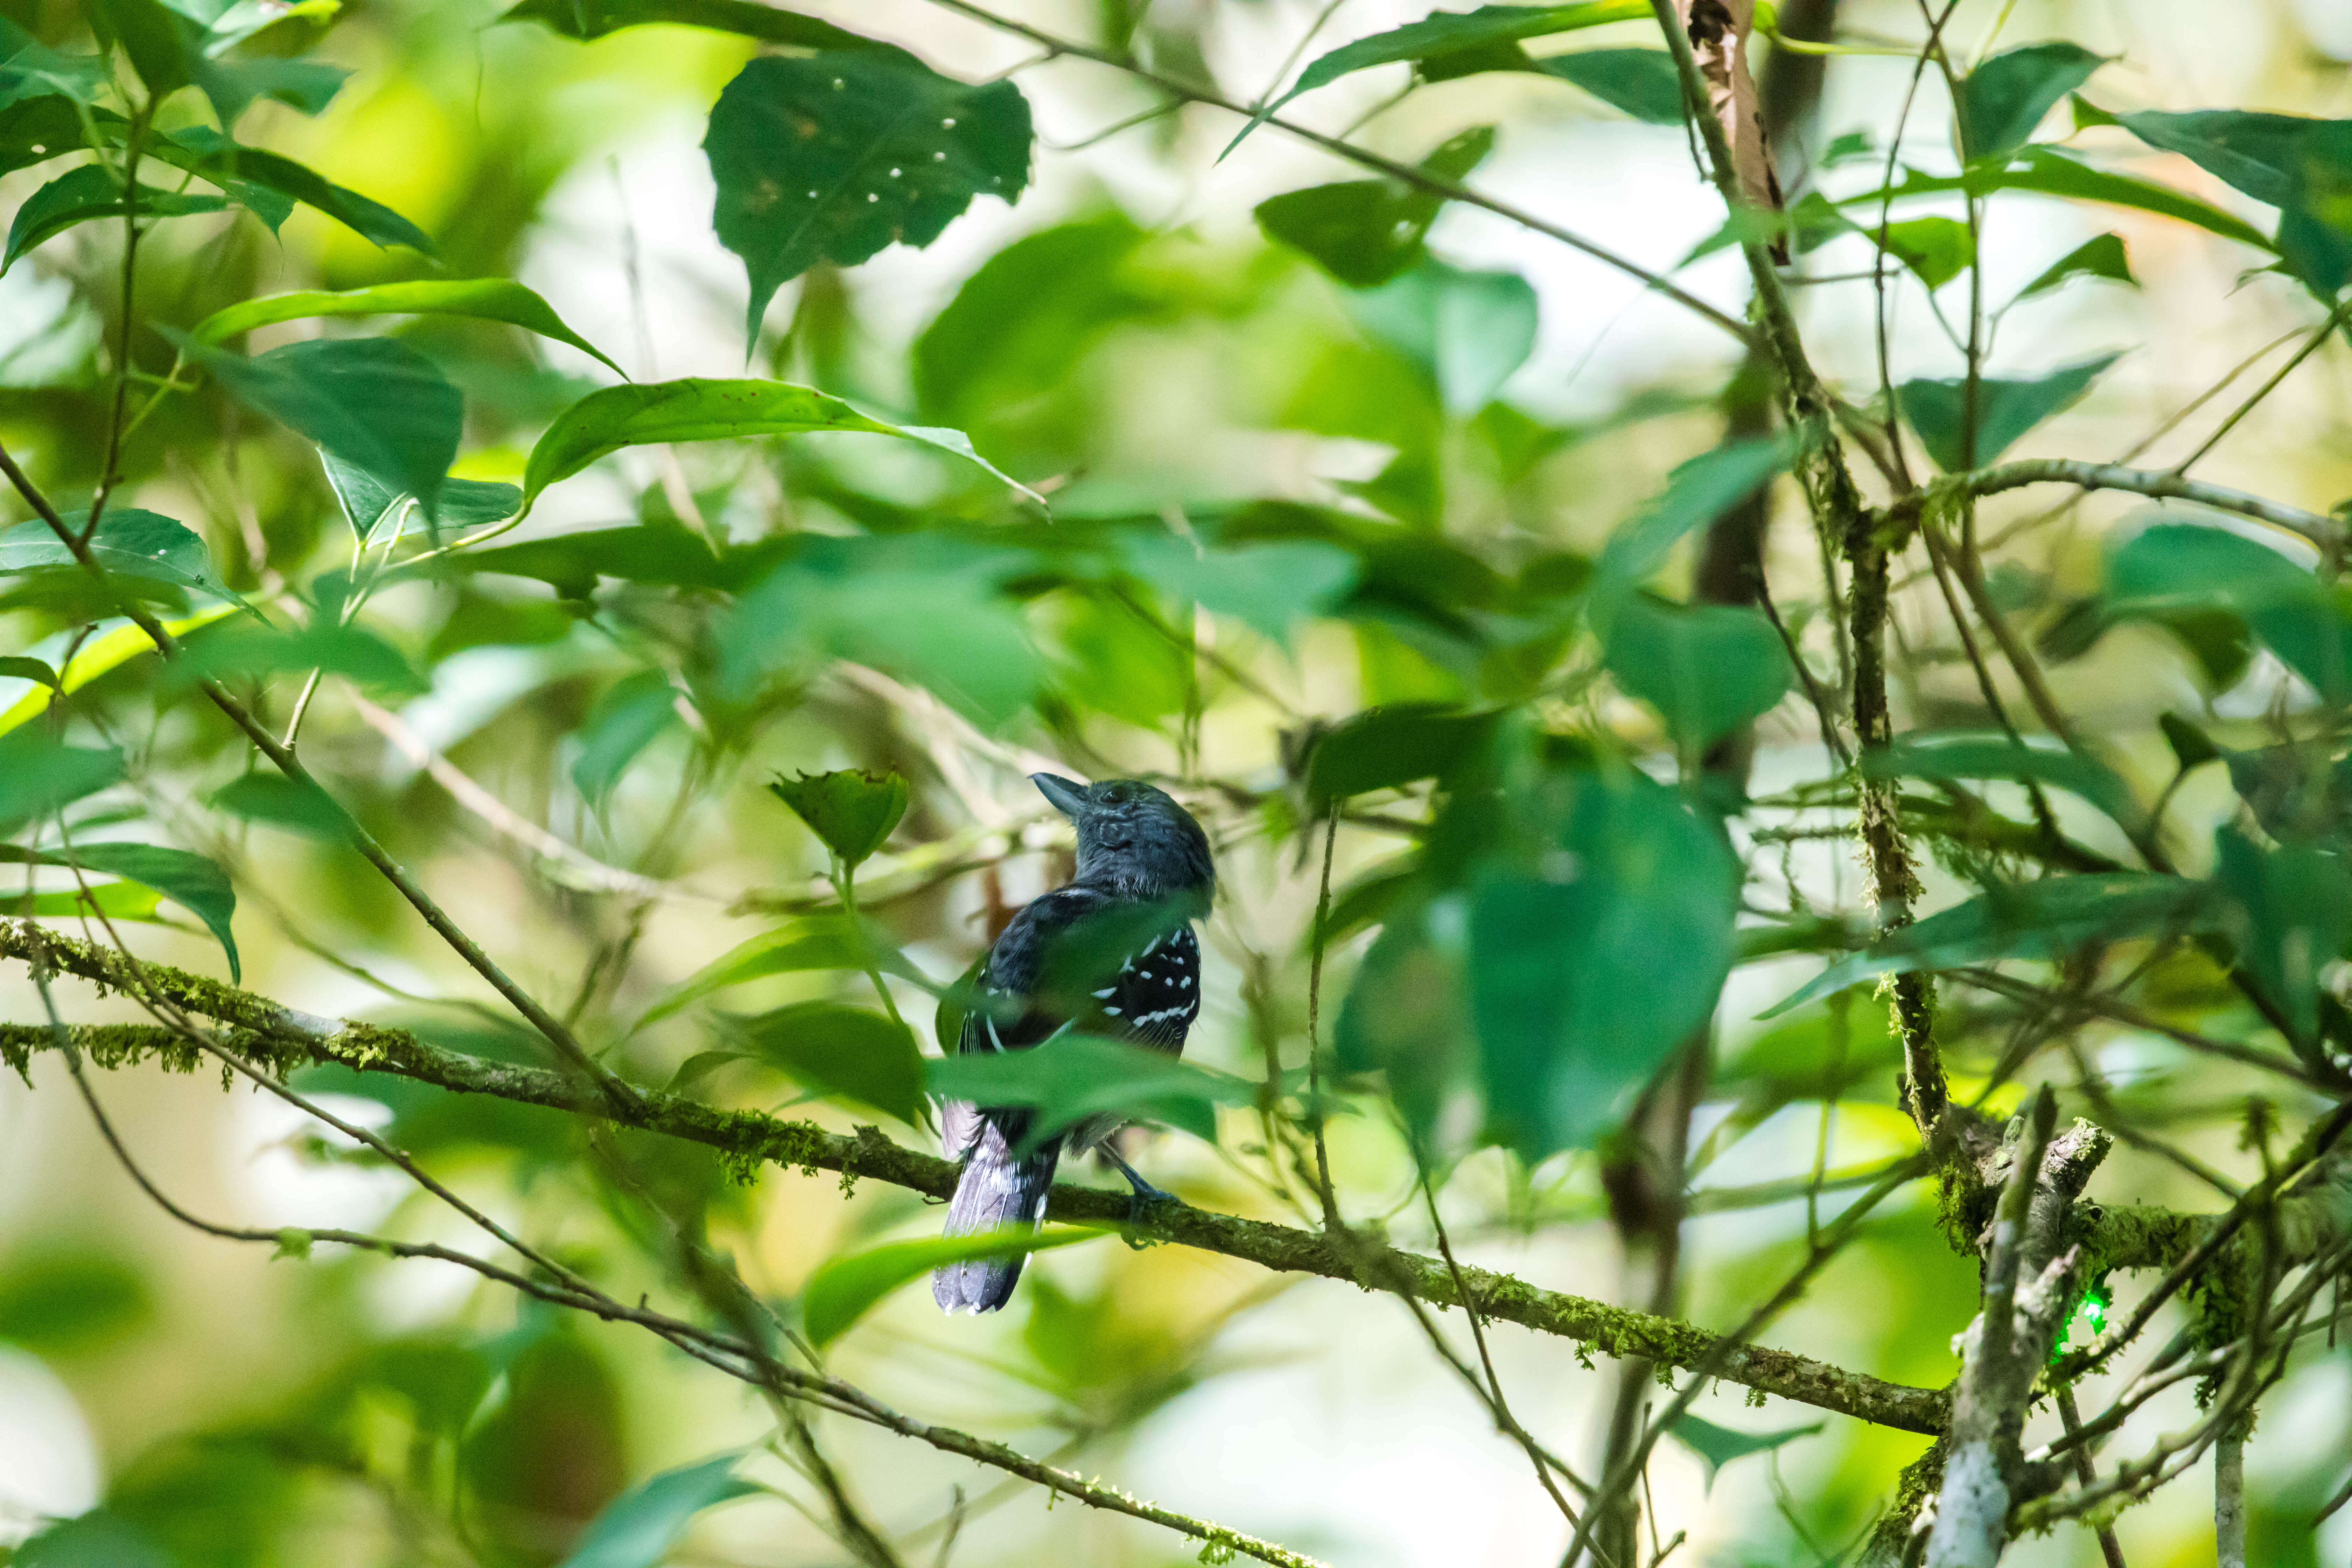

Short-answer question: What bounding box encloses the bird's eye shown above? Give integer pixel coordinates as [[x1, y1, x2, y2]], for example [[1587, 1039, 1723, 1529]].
[[1098, 783, 1131, 805]]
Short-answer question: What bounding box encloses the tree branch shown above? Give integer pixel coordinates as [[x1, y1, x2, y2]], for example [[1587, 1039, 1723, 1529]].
[[1961, 461, 2339, 547]]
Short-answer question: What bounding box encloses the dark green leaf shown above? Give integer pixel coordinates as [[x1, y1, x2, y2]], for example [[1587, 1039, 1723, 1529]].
[[13, 1511, 175, 1568], [1533, 48, 1684, 124], [913, 215, 1153, 423], [1255, 126, 1496, 288], [736, 1000, 925, 1125], [1347, 257, 1539, 413], [2159, 712, 2221, 772], [1866, 732, 2138, 826], [1959, 42, 2104, 162], [193, 280, 622, 376], [2215, 826, 2352, 1050], [521, 378, 1037, 511], [1589, 434, 1795, 619], [1896, 352, 2119, 471], [321, 451, 519, 546], [639, 913, 921, 1029], [1761, 873, 2218, 1019], [555, 1452, 756, 1568], [0, 730, 125, 838], [2014, 232, 2136, 302], [1602, 596, 1790, 750], [499, 0, 868, 47], [1469, 770, 1738, 1159], [1667, 1414, 1824, 1488], [1875, 215, 1974, 289], [182, 336, 463, 520], [0, 655, 60, 690], [571, 672, 681, 808], [802, 1228, 1102, 1346], [2106, 523, 2350, 699], [2084, 104, 2314, 209], [208, 773, 343, 837], [155, 126, 434, 252], [0, 1246, 151, 1353], [453, 524, 723, 598], [0, 509, 248, 612], [4, 164, 227, 272], [704, 49, 1031, 344], [926, 1031, 1256, 1149], [93, 0, 346, 124], [0, 841, 241, 979], [767, 768, 908, 868], [1306, 705, 1496, 804]]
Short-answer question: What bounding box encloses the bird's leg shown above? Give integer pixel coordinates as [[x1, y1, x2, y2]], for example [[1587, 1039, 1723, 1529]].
[[1098, 1144, 1175, 1232]]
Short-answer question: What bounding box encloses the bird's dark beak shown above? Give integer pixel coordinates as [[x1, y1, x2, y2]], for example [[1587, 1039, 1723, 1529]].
[[1030, 773, 1090, 818]]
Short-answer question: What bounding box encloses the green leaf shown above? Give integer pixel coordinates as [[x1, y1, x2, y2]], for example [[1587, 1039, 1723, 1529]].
[[1667, 1414, 1824, 1489], [1760, 873, 2217, 1020], [1534, 48, 1684, 124], [154, 126, 434, 252], [555, 1452, 757, 1568], [183, 620, 424, 693], [1306, 705, 1497, 805], [1256, 126, 1496, 288], [321, 451, 519, 546], [926, 1030, 1256, 1149], [2214, 827, 2352, 1050], [1958, 41, 2105, 162], [0, 655, 60, 691], [913, 214, 1153, 424], [0, 841, 242, 980], [1335, 896, 1476, 1155], [1, 27, 108, 110], [1875, 215, 1974, 289], [208, 773, 342, 837], [1347, 257, 1539, 414], [1837, 149, 2271, 253], [1468, 769, 1738, 1160], [2082, 104, 2314, 210], [520, 378, 1038, 512], [2106, 523, 2350, 700], [2, 881, 167, 921], [3, 163, 227, 272], [571, 671, 681, 808], [498, 0, 869, 47], [735, 1000, 925, 1125], [94, 0, 347, 125], [1232, 0, 1648, 150], [1589, 434, 1795, 622], [191, 280, 622, 376], [767, 768, 908, 868], [2159, 712, 2221, 773], [1866, 733, 2139, 827], [1896, 352, 2119, 471], [1602, 596, 1790, 750], [639, 913, 920, 1029], [0, 730, 125, 838], [704, 48, 1031, 345], [11, 1512, 175, 1568], [450, 523, 723, 598], [181, 336, 463, 521], [802, 1228, 1102, 1346], [2014, 232, 2136, 302], [1118, 534, 1358, 642], [0, 509, 250, 612], [0, 1246, 151, 1354]]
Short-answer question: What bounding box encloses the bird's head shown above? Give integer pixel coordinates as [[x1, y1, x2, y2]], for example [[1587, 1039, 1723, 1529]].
[[1031, 774, 1214, 905]]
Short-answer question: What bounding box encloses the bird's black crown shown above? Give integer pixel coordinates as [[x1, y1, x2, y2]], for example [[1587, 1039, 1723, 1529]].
[[1031, 774, 1214, 906]]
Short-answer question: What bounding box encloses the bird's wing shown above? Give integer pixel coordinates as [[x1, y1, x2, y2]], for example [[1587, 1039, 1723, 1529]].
[[1090, 922, 1200, 1054], [959, 885, 1114, 1056]]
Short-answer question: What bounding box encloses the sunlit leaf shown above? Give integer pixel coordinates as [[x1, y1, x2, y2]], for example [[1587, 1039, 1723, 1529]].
[[802, 1227, 1102, 1346], [1761, 873, 2218, 1019], [704, 47, 1031, 344], [1875, 215, 1974, 289], [1959, 41, 2104, 162], [767, 768, 908, 868], [3, 164, 228, 273], [0, 607, 243, 741], [1896, 353, 2119, 471], [926, 1030, 1256, 1149], [192, 280, 623, 376], [556, 1452, 756, 1568], [520, 379, 1038, 511], [155, 125, 434, 252], [734, 1000, 926, 1125], [1602, 596, 1790, 750]]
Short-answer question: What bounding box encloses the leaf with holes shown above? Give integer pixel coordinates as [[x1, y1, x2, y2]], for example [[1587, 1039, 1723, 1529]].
[[704, 47, 1031, 345]]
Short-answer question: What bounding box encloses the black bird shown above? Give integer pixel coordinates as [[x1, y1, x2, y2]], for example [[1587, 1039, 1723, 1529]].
[[933, 773, 1215, 1315]]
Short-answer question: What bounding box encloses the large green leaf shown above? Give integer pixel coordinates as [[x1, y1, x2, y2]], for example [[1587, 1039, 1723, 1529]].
[[1255, 126, 1495, 289], [704, 48, 1031, 344], [1335, 896, 1476, 1154], [2091, 107, 2352, 292], [0, 841, 241, 979], [209, 773, 342, 837], [499, 0, 868, 48], [1347, 257, 1539, 414], [1468, 769, 1738, 1159], [1958, 42, 2104, 163], [736, 1001, 926, 1125], [913, 215, 1154, 424], [2106, 523, 2350, 700], [192, 281, 622, 375], [182, 336, 463, 520], [1535, 48, 1684, 124], [0, 510, 247, 612], [1761, 873, 2218, 1019], [1602, 596, 1790, 750], [925, 1031, 1256, 1149], [802, 1227, 1102, 1346], [1230, 0, 1647, 151], [321, 451, 519, 546], [3, 164, 227, 273], [520, 379, 1037, 511], [0, 1246, 152, 1353], [0, 25, 108, 110], [1896, 353, 2118, 471], [0, 730, 124, 838], [2214, 826, 2352, 1050], [1588, 434, 1795, 622], [638, 913, 920, 1029], [555, 1452, 756, 1568], [768, 768, 907, 868]]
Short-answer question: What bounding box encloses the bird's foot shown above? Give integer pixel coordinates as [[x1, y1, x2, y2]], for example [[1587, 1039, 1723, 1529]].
[[1122, 1182, 1175, 1244]]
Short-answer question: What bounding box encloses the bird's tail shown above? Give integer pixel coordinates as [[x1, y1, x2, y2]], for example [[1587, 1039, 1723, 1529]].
[[932, 1116, 1061, 1314]]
